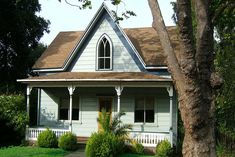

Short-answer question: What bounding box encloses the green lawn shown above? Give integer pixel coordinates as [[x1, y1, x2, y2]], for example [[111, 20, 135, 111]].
[[0, 146, 69, 157], [119, 154, 154, 157]]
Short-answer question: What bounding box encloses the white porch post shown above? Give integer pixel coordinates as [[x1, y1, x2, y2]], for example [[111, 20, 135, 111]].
[[167, 86, 173, 147], [26, 86, 32, 140], [115, 86, 123, 113], [68, 86, 75, 132]]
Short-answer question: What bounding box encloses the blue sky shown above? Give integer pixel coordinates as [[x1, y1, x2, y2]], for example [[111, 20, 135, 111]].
[[38, 0, 175, 45]]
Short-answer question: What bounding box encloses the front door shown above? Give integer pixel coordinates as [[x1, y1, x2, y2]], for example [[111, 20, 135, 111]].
[[98, 97, 112, 130]]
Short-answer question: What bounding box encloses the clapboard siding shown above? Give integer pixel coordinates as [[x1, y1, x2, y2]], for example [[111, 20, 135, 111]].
[[40, 89, 59, 127], [71, 13, 140, 72]]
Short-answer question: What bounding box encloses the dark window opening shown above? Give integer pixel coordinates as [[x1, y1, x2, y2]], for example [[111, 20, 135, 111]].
[[134, 97, 154, 123]]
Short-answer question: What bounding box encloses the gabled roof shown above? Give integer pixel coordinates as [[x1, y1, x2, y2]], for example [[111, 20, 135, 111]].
[[33, 3, 180, 71]]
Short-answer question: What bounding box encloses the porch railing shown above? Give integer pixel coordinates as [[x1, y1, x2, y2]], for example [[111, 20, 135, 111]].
[[26, 127, 70, 141], [129, 132, 170, 147]]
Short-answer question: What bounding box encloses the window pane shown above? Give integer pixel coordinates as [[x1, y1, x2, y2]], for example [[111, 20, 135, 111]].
[[60, 109, 68, 120], [135, 98, 144, 110], [145, 97, 154, 110], [99, 42, 104, 57], [146, 110, 154, 123], [134, 110, 144, 122], [105, 41, 110, 57], [99, 58, 104, 69], [105, 58, 110, 69], [72, 109, 79, 120]]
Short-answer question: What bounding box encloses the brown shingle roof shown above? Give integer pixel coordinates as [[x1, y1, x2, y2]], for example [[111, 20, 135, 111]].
[[33, 27, 179, 69], [124, 27, 180, 66], [33, 31, 84, 69], [19, 72, 171, 82]]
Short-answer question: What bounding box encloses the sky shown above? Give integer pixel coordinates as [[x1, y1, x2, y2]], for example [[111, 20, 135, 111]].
[[38, 0, 175, 45]]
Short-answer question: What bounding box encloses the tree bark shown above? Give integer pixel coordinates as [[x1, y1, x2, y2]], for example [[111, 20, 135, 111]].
[[148, 0, 216, 156]]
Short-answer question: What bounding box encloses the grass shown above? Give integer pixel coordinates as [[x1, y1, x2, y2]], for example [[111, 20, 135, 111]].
[[119, 154, 154, 157], [0, 146, 69, 157]]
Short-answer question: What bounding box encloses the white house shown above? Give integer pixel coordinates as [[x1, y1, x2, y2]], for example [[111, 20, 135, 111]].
[[18, 3, 179, 147]]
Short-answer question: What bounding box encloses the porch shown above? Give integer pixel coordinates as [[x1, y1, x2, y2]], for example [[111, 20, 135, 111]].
[[26, 127, 170, 147], [18, 72, 177, 147]]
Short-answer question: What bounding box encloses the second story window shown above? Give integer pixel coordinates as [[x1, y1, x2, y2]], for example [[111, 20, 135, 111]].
[[97, 35, 112, 70]]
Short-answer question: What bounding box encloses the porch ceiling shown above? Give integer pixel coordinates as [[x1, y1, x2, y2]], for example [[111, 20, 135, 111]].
[[18, 72, 171, 83]]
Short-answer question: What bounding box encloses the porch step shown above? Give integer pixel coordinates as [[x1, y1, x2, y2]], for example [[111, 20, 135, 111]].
[[77, 136, 89, 144]]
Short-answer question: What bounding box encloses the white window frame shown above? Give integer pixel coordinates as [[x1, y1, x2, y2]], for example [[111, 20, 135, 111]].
[[96, 34, 113, 70], [58, 96, 81, 122], [134, 97, 155, 124]]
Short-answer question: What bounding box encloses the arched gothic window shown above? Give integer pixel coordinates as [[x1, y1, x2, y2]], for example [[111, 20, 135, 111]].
[[97, 35, 112, 70]]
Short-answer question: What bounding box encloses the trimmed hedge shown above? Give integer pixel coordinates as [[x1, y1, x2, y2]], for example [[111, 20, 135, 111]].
[[155, 140, 173, 157], [85, 132, 125, 157], [37, 128, 58, 148], [58, 132, 78, 151]]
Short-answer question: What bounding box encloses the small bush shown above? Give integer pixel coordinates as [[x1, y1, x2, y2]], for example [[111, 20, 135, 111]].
[[155, 140, 173, 157], [85, 132, 125, 157], [58, 132, 78, 151], [133, 142, 145, 154], [37, 128, 58, 148]]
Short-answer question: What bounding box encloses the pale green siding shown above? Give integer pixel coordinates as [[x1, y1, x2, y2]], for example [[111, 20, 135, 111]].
[[71, 13, 140, 72], [40, 89, 59, 127]]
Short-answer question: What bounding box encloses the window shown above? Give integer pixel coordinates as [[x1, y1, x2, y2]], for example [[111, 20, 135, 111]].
[[134, 97, 154, 123], [97, 35, 112, 70], [59, 97, 79, 120]]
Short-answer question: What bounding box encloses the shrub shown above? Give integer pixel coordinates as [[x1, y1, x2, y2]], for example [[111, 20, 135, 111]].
[[37, 128, 58, 148], [155, 140, 173, 157], [58, 132, 78, 151], [132, 142, 145, 154], [85, 132, 125, 157]]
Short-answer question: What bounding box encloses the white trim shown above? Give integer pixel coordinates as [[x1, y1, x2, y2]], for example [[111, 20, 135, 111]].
[[145, 66, 168, 70]]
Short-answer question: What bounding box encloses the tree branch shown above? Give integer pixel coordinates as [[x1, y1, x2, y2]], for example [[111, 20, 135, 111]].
[[194, 0, 214, 82], [177, 0, 197, 77], [147, 0, 184, 91]]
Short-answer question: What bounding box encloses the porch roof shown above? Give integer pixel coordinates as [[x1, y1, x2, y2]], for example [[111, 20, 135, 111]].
[[18, 72, 171, 83]]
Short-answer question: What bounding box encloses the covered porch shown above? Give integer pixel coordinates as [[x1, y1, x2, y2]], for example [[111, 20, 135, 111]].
[[19, 72, 177, 147]]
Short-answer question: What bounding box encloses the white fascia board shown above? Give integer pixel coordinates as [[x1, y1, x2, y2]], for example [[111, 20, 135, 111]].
[[145, 66, 168, 70], [33, 68, 64, 72]]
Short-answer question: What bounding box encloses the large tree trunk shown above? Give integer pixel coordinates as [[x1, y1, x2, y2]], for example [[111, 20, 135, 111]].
[[148, 0, 216, 156]]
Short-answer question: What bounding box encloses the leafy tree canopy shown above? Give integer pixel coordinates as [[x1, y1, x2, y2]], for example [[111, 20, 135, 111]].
[[0, 0, 49, 93]]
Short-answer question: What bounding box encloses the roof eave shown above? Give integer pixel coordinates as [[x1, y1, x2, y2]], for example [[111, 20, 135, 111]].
[[17, 78, 172, 83]]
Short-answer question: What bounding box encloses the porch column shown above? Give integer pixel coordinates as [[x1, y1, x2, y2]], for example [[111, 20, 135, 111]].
[[26, 86, 32, 140], [68, 86, 75, 132], [167, 86, 173, 147], [115, 86, 123, 113], [26, 86, 32, 118]]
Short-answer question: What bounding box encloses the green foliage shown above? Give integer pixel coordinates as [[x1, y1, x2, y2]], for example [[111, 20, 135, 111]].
[[85, 132, 125, 157], [119, 154, 154, 157], [97, 110, 132, 138], [155, 140, 173, 157], [0, 146, 68, 157], [58, 132, 78, 151], [0, 0, 49, 93], [37, 128, 58, 148], [131, 142, 145, 155], [216, 142, 235, 157], [0, 95, 28, 135]]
